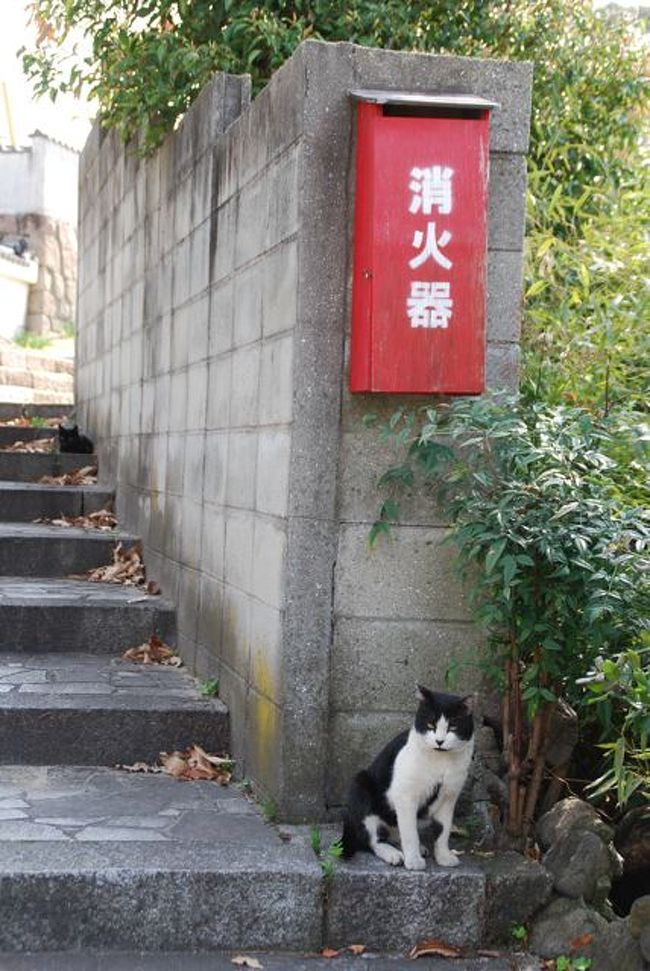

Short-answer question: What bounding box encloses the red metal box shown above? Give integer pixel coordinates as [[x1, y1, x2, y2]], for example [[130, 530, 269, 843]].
[[349, 91, 494, 395]]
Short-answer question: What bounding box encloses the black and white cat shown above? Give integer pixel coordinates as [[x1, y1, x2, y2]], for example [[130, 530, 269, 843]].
[[58, 424, 94, 454], [341, 686, 475, 870]]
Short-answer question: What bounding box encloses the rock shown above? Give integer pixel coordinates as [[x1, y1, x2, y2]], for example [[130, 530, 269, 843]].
[[478, 850, 554, 943], [536, 797, 613, 851], [639, 926, 650, 963], [529, 896, 607, 958], [613, 808, 650, 916], [587, 920, 645, 971], [545, 699, 579, 767], [543, 829, 618, 902], [627, 894, 650, 938]]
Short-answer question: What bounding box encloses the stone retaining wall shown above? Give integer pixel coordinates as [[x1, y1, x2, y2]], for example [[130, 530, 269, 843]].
[[77, 41, 532, 818]]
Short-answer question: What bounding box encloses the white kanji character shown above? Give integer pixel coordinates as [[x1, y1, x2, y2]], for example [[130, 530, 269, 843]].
[[407, 281, 453, 329], [409, 165, 454, 216], [409, 222, 452, 270]]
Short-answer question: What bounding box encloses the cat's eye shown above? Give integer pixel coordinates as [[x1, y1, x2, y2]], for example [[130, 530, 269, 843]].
[[427, 723, 436, 730]]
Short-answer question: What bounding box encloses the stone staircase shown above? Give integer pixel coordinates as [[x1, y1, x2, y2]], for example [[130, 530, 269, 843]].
[[0, 403, 547, 961], [0, 345, 74, 406]]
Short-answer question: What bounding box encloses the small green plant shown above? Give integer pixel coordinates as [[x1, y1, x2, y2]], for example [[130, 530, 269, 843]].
[[13, 331, 52, 350], [511, 924, 528, 944], [555, 956, 592, 971], [310, 825, 343, 879], [62, 321, 75, 339], [199, 678, 220, 698], [28, 416, 48, 428], [261, 798, 278, 823]]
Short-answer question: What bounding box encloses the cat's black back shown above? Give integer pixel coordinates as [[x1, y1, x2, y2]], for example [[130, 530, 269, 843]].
[[58, 424, 94, 454]]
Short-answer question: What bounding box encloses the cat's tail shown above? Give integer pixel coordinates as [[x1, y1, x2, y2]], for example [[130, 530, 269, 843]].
[[340, 770, 374, 859]]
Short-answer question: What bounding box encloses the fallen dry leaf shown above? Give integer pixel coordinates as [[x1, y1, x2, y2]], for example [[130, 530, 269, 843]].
[[570, 933, 594, 951], [321, 948, 340, 959], [40, 464, 98, 485], [346, 945, 366, 956], [35, 508, 118, 531], [122, 633, 181, 667], [408, 938, 462, 960], [231, 958, 263, 969], [1, 437, 56, 453], [159, 746, 234, 785], [70, 541, 150, 587], [477, 949, 503, 958], [115, 761, 163, 774]]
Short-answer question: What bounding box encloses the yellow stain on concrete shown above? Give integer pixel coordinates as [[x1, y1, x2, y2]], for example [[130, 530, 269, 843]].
[[250, 655, 281, 788]]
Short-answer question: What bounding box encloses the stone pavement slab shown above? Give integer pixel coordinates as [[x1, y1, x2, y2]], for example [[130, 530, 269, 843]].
[[0, 656, 228, 762], [0, 577, 175, 652]]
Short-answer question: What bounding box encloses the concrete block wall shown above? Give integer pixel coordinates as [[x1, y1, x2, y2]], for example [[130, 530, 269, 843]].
[[77, 41, 531, 819]]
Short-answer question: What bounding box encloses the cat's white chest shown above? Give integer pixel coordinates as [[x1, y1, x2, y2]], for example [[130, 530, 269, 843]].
[[386, 733, 473, 811]]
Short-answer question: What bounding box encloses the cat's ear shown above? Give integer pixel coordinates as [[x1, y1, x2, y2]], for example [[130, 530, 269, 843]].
[[58, 424, 64, 431], [416, 684, 434, 703], [459, 694, 476, 713]]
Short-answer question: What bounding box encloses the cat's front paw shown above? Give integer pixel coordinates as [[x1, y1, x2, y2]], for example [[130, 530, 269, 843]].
[[435, 849, 460, 868], [403, 853, 427, 871], [376, 843, 404, 867]]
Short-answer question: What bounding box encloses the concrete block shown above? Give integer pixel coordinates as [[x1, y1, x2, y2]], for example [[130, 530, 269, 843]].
[[186, 293, 210, 367], [266, 147, 300, 248], [189, 220, 210, 300], [172, 235, 191, 308], [256, 429, 291, 517], [259, 335, 293, 426], [200, 506, 225, 581], [331, 617, 483, 712], [246, 687, 284, 800], [226, 431, 257, 510], [180, 500, 203, 570], [168, 369, 188, 433], [249, 600, 283, 705], [165, 434, 186, 496], [171, 302, 191, 371], [251, 518, 287, 610], [233, 265, 262, 348], [488, 154, 527, 251], [224, 512, 254, 592], [153, 372, 172, 433], [486, 341, 521, 392], [234, 178, 267, 270], [262, 239, 297, 338], [326, 856, 485, 951], [173, 175, 192, 245], [487, 249, 524, 342], [182, 431, 206, 503], [208, 280, 234, 357], [327, 710, 411, 805], [216, 661, 249, 770], [206, 354, 232, 429], [210, 200, 236, 284], [338, 429, 449, 526], [203, 431, 228, 507], [190, 153, 213, 233], [197, 572, 224, 650], [177, 564, 201, 643], [335, 524, 472, 622], [185, 362, 208, 429], [221, 584, 252, 679], [230, 344, 261, 427]]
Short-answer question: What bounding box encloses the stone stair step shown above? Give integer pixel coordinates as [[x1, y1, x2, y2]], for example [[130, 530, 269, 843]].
[[0, 403, 72, 420], [0, 386, 74, 406], [0, 577, 175, 653], [0, 482, 114, 522], [0, 766, 320, 952], [0, 955, 515, 971], [0, 366, 73, 393], [0, 523, 138, 576], [0, 452, 97, 482], [0, 426, 58, 446], [0, 347, 74, 375], [0, 655, 228, 764]]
